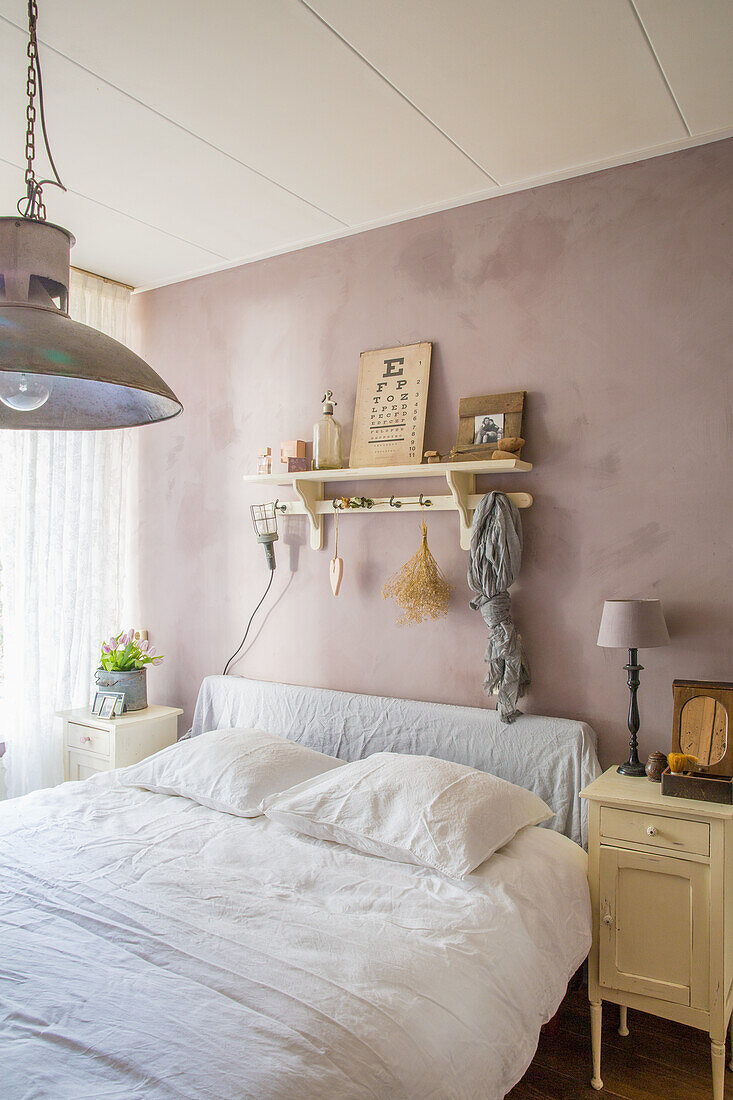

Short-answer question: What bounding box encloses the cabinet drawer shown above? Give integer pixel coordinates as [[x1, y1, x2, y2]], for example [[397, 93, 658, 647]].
[[66, 722, 110, 758], [600, 806, 709, 857]]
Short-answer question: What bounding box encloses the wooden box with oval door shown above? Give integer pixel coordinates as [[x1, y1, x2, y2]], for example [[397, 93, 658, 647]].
[[672, 679, 733, 776]]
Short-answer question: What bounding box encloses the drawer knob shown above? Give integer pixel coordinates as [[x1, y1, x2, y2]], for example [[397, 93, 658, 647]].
[[80, 735, 92, 744], [646, 825, 657, 837]]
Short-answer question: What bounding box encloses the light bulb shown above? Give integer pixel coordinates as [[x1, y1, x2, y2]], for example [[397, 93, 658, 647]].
[[0, 371, 52, 411]]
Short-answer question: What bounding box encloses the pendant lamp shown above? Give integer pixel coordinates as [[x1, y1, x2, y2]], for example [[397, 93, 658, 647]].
[[0, 1, 182, 430]]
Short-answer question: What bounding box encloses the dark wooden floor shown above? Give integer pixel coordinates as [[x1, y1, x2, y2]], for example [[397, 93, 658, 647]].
[[507, 987, 733, 1099]]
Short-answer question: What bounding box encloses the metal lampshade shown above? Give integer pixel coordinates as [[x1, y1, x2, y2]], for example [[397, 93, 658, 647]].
[[0, 217, 182, 429]]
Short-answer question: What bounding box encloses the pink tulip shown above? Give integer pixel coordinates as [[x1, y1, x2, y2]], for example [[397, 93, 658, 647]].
[[139, 640, 149, 653], [148, 646, 157, 658], [108, 636, 117, 649], [101, 643, 110, 654]]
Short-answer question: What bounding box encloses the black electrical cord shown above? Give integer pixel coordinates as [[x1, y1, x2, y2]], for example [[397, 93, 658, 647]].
[[222, 570, 275, 676]]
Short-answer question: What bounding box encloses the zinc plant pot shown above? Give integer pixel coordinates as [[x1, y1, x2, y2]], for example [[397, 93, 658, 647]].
[[95, 667, 148, 712]]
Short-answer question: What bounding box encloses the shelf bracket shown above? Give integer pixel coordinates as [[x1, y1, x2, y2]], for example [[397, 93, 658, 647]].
[[292, 477, 324, 550], [445, 468, 476, 551]]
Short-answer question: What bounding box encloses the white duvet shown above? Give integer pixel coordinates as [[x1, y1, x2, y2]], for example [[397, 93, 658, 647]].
[[1, 772, 591, 1099]]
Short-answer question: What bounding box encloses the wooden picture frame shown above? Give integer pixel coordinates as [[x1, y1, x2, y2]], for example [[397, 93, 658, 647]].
[[455, 391, 525, 459], [349, 342, 431, 468]]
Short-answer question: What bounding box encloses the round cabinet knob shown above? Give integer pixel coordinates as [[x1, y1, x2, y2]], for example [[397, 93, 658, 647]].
[[603, 914, 613, 926], [80, 735, 91, 743], [646, 825, 657, 837]]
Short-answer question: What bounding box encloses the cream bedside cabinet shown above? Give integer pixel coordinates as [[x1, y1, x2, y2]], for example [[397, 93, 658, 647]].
[[57, 705, 183, 781], [581, 766, 733, 1099]]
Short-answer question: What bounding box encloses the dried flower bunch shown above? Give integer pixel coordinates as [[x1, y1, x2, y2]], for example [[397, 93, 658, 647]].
[[99, 630, 163, 671], [383, 523, 453, 625]]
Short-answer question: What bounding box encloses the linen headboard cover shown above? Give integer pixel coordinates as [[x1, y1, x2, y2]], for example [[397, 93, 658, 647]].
[[191, 676, 600, 846]]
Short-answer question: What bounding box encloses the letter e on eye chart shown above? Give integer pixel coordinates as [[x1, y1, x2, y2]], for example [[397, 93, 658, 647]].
[[349, 343, 431, 468]]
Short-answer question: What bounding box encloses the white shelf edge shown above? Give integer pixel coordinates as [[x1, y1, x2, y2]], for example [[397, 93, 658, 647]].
[[243, 458, 531, 484]]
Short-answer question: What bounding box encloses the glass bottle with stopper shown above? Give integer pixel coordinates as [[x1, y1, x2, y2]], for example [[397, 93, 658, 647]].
[[313, 391, 342, 470]]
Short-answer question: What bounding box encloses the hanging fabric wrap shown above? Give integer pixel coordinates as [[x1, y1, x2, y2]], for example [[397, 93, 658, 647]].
[[467, 491, 530, 723]]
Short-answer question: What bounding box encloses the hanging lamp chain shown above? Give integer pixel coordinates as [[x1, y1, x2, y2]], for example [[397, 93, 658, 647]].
[[17, 0, 66, 221]]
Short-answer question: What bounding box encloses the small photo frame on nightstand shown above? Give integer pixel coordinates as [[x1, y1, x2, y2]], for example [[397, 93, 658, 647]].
[[92, 690, 125, 718]]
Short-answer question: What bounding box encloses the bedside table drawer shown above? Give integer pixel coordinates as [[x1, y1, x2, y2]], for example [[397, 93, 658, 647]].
[[600, 806, 709, 857], [66, 722, 110, 758]]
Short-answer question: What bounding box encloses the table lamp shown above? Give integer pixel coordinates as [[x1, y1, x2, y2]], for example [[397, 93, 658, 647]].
[[597, 599, 670, 776]]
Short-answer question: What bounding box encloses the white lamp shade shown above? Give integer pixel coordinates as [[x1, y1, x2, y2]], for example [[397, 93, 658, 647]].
[[597, 599, 670, 649]]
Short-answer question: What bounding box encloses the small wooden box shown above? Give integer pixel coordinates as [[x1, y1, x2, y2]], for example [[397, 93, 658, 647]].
[[661, 767, 733, 805], [280, 440, 307, 464], [671, 679, 733, 777]]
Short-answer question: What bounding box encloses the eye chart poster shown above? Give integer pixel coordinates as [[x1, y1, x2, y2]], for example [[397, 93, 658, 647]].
[[349, 342, 431, 468]]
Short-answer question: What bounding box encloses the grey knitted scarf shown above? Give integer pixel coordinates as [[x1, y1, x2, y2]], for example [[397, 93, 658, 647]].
[[467, 491, 530, 723]]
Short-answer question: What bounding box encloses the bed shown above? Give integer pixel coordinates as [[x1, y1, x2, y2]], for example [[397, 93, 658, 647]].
[[1, 677, 600, 1099]]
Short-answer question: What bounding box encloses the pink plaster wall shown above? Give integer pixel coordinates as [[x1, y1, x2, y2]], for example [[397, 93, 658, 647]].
[[131, 139, 733, 767]]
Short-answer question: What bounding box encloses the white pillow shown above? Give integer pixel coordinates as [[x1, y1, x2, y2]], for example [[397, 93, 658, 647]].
[[119, 727, 345, 817], [263, 751, 553, 879]]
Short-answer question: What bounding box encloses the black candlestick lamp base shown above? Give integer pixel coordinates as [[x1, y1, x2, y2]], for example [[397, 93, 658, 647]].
[[617, 759, 647, 777], [617, 647, 647, 777]]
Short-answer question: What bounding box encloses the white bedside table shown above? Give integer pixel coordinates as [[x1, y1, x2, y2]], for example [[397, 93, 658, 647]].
[[581, 766, 733, 1099], [57, 705, 183, 781]]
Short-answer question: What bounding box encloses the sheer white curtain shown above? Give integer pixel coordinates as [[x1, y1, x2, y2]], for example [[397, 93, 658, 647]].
[[0, 271, 132, 797]]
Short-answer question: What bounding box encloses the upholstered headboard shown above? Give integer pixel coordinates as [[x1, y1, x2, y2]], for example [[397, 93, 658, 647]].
[[191, 675, 601, 846]]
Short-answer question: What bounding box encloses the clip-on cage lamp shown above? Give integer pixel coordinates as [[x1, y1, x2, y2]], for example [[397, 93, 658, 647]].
[[222, 502, 279, 675]]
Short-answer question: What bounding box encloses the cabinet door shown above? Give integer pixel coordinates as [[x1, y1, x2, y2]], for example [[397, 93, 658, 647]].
[[599, 846, 709, 1009], [66, 750, 111, 782]]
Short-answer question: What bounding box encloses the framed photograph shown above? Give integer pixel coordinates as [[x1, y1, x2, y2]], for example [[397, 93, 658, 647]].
[[455, 391, 525, 459], [349, 342, 431, 468], [99, 696, 116, 719], [473, 412, 504, 446], [92, 690, 126, 718]]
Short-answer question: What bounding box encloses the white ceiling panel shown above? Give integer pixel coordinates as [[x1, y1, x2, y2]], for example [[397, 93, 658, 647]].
[[0, 20, 342, 259], [0, 160, 223, 286], [306, 0, 688, 184], [0, 0, 493, 225], [633, 0, 733, 135]]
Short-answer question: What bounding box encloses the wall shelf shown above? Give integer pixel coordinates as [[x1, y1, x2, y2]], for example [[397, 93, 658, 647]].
[[243, 458, 533, 551]]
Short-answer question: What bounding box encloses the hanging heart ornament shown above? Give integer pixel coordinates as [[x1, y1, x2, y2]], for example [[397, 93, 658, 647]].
[[330, 501, 343, 595], [329, 555, 343, 596]]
